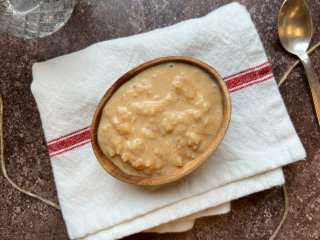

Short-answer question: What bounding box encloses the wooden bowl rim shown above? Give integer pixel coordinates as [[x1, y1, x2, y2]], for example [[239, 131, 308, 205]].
[[91, 56, 231, 186]]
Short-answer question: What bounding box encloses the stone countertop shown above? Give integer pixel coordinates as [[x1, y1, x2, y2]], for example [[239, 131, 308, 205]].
[[0, 0, 319, 239]]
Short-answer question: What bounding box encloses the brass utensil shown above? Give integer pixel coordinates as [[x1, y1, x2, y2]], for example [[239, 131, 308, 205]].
[[278, 0, 320, 125]]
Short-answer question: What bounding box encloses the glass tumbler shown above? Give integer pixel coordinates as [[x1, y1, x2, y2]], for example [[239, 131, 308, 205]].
[[0, 0, 75, 38]]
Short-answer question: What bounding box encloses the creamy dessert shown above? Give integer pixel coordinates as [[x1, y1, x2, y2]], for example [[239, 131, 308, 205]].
[[97, 62, 224, 176]]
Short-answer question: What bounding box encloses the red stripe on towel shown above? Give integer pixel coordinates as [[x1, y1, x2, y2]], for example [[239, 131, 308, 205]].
[[48, 129, 91, 156], [225, 65, 272, 90]]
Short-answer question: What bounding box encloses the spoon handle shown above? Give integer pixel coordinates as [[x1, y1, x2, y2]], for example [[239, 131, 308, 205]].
[[300, 53, 320, 126]]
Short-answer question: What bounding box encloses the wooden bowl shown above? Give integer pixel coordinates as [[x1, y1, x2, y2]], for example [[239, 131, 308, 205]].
[[91, 56, 231, 186]]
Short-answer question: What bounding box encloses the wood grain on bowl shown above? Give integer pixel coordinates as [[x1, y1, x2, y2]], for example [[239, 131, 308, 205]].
[[91, 56, 231, 186]]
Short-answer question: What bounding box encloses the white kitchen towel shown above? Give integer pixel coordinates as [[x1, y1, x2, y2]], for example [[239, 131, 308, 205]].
[[31, 2, 306, 240]]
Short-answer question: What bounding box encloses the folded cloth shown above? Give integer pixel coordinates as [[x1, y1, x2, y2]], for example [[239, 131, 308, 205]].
[[94, 168, 284, 238], [31, 2, 306, 240], [146, 202, 231, 233]]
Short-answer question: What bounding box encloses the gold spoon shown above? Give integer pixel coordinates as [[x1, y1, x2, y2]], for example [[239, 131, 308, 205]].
[[278, 0, 320, 125]]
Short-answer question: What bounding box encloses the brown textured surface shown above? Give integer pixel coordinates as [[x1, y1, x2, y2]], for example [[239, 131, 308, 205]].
[[0, 0, 319, 239]]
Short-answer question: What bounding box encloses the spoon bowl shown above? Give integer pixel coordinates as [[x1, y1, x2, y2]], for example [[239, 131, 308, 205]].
[[278, 0, 313, 55]]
